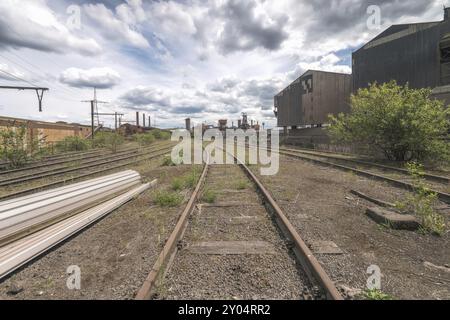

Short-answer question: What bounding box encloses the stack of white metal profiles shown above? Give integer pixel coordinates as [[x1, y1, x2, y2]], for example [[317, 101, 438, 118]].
[[0, 170, 156, 279]]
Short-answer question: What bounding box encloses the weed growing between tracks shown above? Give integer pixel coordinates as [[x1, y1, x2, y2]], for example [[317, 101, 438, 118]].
[[236, 180, 249, 190], [153, 191, 184, 207], [395, 162, 446, 236], [162, 156, 176, 167], [363, 289, 394, 300], [201, 189, 217, 204]]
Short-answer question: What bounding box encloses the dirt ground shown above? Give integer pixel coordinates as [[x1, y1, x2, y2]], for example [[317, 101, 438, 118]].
[[251, 156, 449, 300], [0, 155, 200, 300]]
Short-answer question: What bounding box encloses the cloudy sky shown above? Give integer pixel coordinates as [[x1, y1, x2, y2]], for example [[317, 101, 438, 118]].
[[0, 0, 445, 128]]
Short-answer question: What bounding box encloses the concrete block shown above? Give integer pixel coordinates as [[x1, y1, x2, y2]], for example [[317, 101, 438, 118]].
[[366, 207, 421, 231]]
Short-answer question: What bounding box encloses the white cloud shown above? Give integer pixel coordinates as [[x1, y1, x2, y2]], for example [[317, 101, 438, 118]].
[[0, 63, 27, 81], [59, 67, 121, 89], [84, 3, 150, 49], [0, 0, 102, 55]]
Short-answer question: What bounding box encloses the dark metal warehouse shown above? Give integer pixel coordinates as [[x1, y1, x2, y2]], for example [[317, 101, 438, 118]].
[[274, 70, 352, 128], [353, 7, 450, 104]]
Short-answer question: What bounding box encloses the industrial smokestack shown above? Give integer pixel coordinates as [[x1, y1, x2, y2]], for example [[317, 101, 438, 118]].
[[148, 116, 151, 128], [445, 7, 450, 20], [185, 118, 191, 131], [143, 113, 146, 127], [136, 112, 140, 127]]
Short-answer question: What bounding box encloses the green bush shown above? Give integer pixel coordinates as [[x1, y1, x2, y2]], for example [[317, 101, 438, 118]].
[[202, 189, 217, 204], [184, 169, 199, 188], [170, 170, 200, 191], [153, 191, 183, 207], [171, 178, 184, 191], [0, 126, 28, 168], [363, 289, 393, 300], [151, 129, 170, 140], [395, 162, 446, 236], [94, 132, 124, 153], [328, 81, 450, 163], [162, 156, 176, 167], [134, 133, 156, 146], [236, 180, 249, 190], [56, 136, 90, 153]]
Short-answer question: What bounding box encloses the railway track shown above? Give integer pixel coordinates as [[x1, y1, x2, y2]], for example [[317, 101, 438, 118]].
[[0, 148, 109, 170], [136, 155, 342, 300], [280, 147, 450, 184], [0, 147, 173, 201], [0, 146, 147, 176], [278, 148, 450, 204], [0, 144, 173, 187]]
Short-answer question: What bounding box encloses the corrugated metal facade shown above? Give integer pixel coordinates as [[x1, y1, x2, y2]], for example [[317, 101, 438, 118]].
[[353, 12, 450, 103], [275, 70, 352, 127]]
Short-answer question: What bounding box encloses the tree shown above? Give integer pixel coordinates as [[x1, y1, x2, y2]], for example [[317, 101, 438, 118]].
[[328, 81, 450, 162], [0, 126, 28, 168]]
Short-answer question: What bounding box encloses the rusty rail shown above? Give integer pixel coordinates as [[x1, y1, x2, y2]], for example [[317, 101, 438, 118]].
[[135, 161, 209, 300], [137, 149, 342, 300], [235, 160, 343, 300], [280, 150, 450, 204]]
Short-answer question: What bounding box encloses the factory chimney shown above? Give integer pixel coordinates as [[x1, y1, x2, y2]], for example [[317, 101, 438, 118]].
[[445, 7, 450, 20], [136, 112, 140, 127], [185, 118, 191, 131]]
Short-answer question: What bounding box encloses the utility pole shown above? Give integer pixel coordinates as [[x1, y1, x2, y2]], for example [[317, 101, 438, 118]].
[[94, 112, 125, 131], [81, 99, 108, 140], [0, 86, 49, 112], [91, 101, 95, 140]]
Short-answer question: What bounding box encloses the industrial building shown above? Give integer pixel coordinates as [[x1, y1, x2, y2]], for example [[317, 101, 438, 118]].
[[353, 7, 450, 104], [0, 116, 92, 149], [274, 70, 352, 129]]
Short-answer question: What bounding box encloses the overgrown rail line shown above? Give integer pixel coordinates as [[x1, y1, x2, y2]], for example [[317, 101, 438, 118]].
[[0, 146, 147, 176], [0, 148, 110, 170], [136, 155, 342, 300], [243, 144, 450, 204], [278, 148, 450, 204], [0, 146, 173, 201], [0, 144, 172, 187], [280, 147, 450, 184]]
